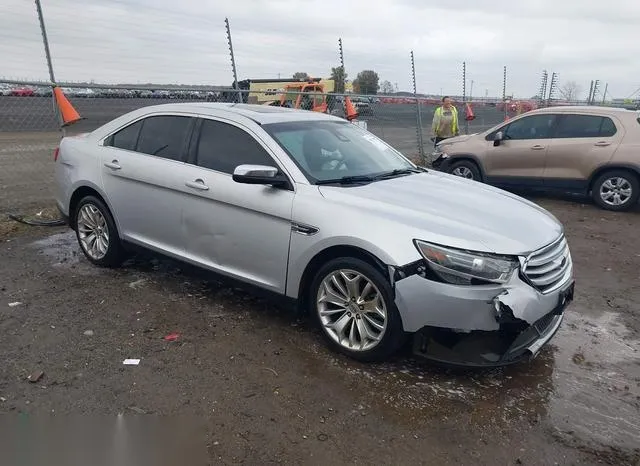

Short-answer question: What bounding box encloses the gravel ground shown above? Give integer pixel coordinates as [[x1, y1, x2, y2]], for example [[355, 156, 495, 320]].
[[1, 196, 639, 465]]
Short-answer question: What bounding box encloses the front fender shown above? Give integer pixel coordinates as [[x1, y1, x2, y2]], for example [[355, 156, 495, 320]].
[[285, 234, 404, 298]]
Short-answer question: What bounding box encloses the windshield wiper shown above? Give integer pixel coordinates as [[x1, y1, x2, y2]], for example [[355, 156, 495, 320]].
[[372, 167, 424, 180], [315, 175, 376, 185]]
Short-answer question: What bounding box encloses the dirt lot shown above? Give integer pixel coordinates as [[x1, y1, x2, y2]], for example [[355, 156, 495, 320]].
[[1, 196, 639, 465]]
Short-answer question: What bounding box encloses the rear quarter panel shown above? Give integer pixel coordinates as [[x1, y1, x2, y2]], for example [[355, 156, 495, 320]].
[[55, 135, 104, 217], [609, 115, 640, 170]]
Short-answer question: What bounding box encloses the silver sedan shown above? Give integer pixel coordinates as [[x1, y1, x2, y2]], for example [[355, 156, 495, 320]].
[[54, 103, 574, 366]]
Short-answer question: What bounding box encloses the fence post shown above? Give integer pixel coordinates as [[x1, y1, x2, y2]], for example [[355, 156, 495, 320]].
[[337, 38, 346, 102], [462, 61, 468, 135], [35, 0, 55, 83], [502, 65, 507, 121], [410, 51, 425, 164], [34, 0, 67, 136], [225, 18, 242, 104]]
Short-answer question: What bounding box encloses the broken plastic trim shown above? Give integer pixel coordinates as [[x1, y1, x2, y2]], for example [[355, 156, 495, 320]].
[[410, 282, 573, 367], [412, 310, 564, 368]]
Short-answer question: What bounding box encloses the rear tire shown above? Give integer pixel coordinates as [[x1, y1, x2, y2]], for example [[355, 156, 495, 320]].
[[591, 170, 639, 212], [448, 160, 481, 181], [74, 195, 127, 267], [309, 257, 406, 362]]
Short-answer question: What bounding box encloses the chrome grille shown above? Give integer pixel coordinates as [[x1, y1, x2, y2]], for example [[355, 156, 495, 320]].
[[523, 236, 572, 294]]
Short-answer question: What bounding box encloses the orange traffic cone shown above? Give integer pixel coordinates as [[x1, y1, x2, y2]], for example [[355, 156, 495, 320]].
[[344, 96, 359, 121], [53, 86, 81, 127], [464, 102, 475, 121]]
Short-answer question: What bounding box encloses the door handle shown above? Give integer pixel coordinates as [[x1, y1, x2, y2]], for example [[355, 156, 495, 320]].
[[104, 160, 121, 170], [185, 179, 209, 191], [531, 145, 546, 150], [594, 141, 611, 147]]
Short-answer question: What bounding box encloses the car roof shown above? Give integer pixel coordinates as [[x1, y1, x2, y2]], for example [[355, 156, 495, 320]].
[[134, 102, 342, 124], [533, 105, 637, 116]]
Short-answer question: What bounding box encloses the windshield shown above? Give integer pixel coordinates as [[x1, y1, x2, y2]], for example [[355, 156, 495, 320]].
[[262, 120, 415, 183]]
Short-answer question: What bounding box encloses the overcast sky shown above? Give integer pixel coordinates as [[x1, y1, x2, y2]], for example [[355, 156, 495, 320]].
[[1, 0, 639, 99]]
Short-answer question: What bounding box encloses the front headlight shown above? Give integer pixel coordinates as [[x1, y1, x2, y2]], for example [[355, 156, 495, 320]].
[[414, 240, 518, 285]]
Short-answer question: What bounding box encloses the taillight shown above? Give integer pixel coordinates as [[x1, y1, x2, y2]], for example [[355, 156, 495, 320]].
[[53, 147, 60, 161]]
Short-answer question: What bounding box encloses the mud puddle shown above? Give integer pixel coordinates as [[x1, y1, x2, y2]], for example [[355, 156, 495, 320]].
[[31, 231, 82, 269], [315, 308, 640, 453]]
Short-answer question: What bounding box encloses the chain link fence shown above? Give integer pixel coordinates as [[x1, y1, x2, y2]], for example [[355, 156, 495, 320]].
[[0, 80, 512, 214]]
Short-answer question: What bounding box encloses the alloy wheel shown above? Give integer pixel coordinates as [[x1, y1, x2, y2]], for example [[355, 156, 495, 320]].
[[452, 166, 474, 179], [316, 269, 388, 351], [77, 203, 109, 260], [599, 176, 633, 207]]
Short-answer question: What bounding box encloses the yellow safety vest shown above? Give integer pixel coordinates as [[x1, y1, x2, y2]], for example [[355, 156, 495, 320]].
[[433, 106, 459, 136]]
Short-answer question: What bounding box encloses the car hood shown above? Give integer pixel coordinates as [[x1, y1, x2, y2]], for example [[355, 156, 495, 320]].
[[318, 171, 562, 255], [436, 134, 477, 146]]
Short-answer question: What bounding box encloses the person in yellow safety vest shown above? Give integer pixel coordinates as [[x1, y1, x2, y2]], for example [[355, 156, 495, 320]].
[[431, 96, 459, 146]]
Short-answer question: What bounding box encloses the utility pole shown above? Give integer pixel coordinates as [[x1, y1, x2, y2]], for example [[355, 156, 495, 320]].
[[547, 72, 558, 105], [587, 80, 594, 104], [592, 80, 600, 105], [225, 18, 241, 103], [538, 70, 548, 107]]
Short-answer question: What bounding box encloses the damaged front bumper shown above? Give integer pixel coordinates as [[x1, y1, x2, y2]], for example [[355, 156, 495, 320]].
[[393, 265, 574, 367]]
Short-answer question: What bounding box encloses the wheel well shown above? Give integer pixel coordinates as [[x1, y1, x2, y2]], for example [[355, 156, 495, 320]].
[[448, 156, 484, 180], [68, 186, 108, 228], [296, 245, 388, 315], [588, 165, 640, 192]]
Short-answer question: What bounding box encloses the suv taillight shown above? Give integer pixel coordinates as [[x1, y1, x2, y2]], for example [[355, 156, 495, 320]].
[[53, 147, 59, 161]]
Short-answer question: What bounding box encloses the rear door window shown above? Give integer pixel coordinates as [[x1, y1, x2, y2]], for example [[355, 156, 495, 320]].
[[555, 114, 617, 138], [106, 119, 143, 151], [599, 117, 617, 137], [136, 115, 193, 161]]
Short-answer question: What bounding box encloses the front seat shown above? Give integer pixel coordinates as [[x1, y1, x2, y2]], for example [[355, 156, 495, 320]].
[[302, 131, 332, 175]]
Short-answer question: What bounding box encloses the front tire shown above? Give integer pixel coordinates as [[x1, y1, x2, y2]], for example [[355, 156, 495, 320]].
[[74, 195, 126, 267], [310, 257, 406, 362], [448, 160, 481, 181], [592, 170, 639, 211]]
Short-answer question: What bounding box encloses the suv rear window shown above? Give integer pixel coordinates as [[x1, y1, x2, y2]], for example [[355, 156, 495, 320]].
[[555, 114, 617, 138]]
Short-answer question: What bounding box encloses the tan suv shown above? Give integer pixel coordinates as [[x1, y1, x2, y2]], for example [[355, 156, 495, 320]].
[[431, 106, 640, 211]]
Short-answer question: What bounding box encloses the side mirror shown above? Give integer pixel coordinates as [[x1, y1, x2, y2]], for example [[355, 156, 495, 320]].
[[232, 164, 290, 188], [493, 131, 504, 147]]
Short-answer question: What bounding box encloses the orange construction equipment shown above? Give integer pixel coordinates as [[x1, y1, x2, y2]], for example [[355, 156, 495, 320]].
[[269, 79, 328, 113], [53, 86, 81, 127], [344, 96, 359, 121], [464, 102, 475, 121]]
